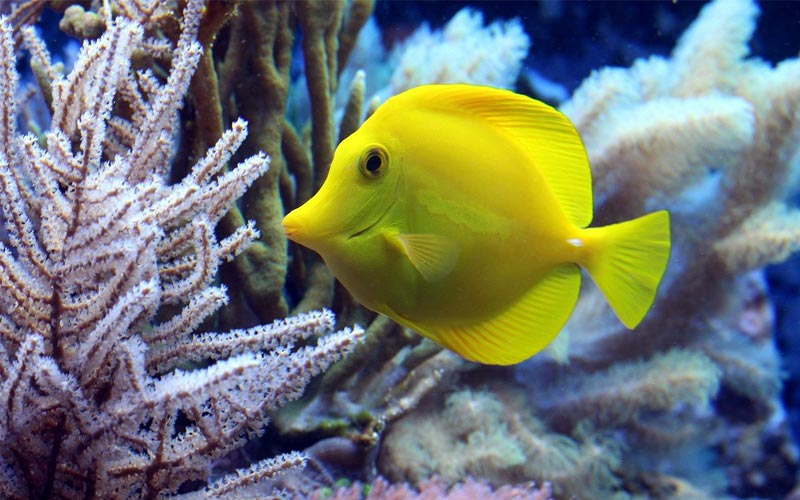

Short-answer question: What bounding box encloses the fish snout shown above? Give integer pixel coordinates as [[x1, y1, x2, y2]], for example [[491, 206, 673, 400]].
[[281, 212, 302, 242], [283, 196, 338, 249]]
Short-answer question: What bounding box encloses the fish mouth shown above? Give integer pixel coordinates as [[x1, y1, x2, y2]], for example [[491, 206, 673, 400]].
[[348, 198, 396, 240], [282, 225, 298, 240], [281, 214, 301, 241]]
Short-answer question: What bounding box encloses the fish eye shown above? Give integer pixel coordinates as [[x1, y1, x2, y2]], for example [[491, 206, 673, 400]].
[[359, 146, 388, 179]]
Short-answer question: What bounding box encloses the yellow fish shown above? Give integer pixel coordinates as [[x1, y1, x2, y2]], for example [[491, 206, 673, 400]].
[[282, 84, 670, 365]]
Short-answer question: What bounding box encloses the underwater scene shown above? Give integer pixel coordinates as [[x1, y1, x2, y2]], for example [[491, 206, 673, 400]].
[[0, 0, 799, 498]]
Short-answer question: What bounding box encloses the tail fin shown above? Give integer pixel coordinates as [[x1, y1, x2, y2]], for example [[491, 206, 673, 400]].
[[581, 210, 671, 328]]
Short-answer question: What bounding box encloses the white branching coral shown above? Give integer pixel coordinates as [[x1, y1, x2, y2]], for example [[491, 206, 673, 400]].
[[370, 0, 799, 496], [559, 0, 800, 363], [0, 1, 363, 498], [384, 8, 529, 95]]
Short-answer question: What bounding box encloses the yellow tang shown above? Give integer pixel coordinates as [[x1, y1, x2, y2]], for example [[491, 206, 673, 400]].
[[282, 84, 671, 365]]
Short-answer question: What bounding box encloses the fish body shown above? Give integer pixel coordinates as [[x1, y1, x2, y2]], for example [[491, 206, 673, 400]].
[[283, 84, 671, 365]]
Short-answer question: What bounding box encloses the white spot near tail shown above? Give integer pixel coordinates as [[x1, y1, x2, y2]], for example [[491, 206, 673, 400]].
[[567, 238, 583, 248]]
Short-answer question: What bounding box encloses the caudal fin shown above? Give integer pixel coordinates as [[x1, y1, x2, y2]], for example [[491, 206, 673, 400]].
[[582, 211, 671, 328]]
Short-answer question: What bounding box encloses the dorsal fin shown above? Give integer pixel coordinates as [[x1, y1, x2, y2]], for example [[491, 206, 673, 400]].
[[392, 84, 593, 227]]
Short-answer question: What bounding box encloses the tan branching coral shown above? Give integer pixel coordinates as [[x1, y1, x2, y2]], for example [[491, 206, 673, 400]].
[[185, 0, 375, 326], [36, 0, 376, 327]]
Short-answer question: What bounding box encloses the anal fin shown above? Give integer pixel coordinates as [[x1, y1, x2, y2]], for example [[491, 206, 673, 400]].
[[399, 264, 581, 365]]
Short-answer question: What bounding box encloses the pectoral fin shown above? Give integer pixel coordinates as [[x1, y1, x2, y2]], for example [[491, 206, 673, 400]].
[[387, 233, 460, 282]]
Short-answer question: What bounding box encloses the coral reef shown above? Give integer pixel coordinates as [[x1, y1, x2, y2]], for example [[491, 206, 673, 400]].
[[5, 0, 800, 498], [272, 1, 800, 499], [0, 0, 363, 497], [380, 8, 529, 97], [371, 0, 800, 497], [380, 388, 623, 499], [312, 476, 552, 500]]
